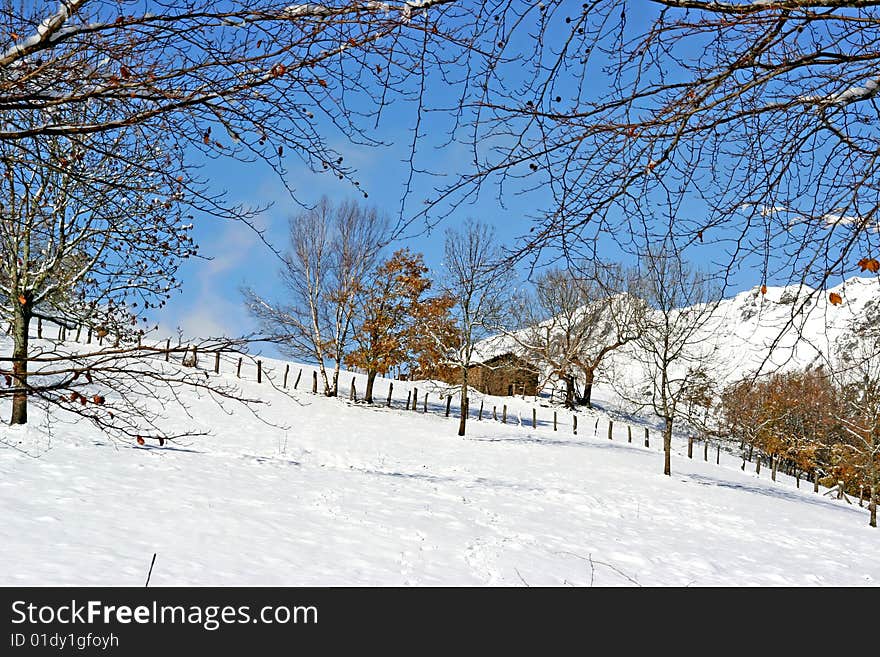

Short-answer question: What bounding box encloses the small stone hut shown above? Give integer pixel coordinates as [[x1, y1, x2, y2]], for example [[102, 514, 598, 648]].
[[466, 353, 539, 397]]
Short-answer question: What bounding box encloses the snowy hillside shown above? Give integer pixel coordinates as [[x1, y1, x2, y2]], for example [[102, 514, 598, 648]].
[[1, 333, 878, 586], [682, 275, 880, 384], [486, 275, 880, 400]]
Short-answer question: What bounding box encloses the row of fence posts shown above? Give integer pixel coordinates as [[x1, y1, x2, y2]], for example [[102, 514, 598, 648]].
[[168, 348, 837, 498], [21, 323, 855, 502], [28, 325, 863, 504], [30, 317, 120, 347]]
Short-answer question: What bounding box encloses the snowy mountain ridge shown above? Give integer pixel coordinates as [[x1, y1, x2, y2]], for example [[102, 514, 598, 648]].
[[474, 275, 880, 393]]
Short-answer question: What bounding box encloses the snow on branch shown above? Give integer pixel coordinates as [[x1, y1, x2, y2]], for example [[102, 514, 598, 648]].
[[0, 0, 88, 67]]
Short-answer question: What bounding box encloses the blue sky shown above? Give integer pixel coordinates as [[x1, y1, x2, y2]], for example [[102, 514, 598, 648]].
[[158, 110, 541, 348], [153, 5, 770, 351]]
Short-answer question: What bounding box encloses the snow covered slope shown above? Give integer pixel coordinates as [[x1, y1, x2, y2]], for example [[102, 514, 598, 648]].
[[1, 340, 877, 586], [474, 276, 880, 399], [683, 275, 880, 384]]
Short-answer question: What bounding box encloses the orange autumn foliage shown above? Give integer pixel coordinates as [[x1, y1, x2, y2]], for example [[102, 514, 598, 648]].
[[858, 257, 880, 273]]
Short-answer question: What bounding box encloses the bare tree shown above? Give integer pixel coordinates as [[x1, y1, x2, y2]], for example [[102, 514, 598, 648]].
[[0, 334, 271, 447], [437, 219, 511, 436], [406, 1, 880, 338], [0, 0, 478, 443], [244, 196, 386, 396], [506, 263, 644, 409], [12, 1, 877, 306], [0, 105, 195, 425], [622, 246, 720, 476], [0, 1, 466, 208]]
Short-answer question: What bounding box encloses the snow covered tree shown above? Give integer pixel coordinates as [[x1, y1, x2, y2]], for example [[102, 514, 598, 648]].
[[244, 196, 386, 397], [506, 264, 644, 409], [437, 219, 511, 437]]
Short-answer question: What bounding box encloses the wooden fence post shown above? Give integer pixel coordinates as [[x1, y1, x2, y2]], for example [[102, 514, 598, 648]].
[[312, 371, 318, 393], [192, 345, 198, 368], [716, 445, 721, 465], [387, 382, 393, 407], [814, 471, 820, 493], [75, 324, 82, 342], [237, 357, 243, 378], [283, 364, 289, 388], [412, 388, 418, 411], [532, 408, 537, 429], [57, 324, 63, 339], [756, 457, 761, 475], [573, 415, 578, 435], [687, 435, 694, 459], [214, 351, 220, 374], [553, 411, 557, 431], [704, 441, 708, 462], [164, 339, 170, 362], [406, 391, 411, 410], [859, 485, 865, 507], [479, 400, 484, 420], [771, 456, 777, 482], [493, 406, 497, 421], [87, 327, 93, 344], [37, 317, 42, 338], [257, 360, 262, 383], [644, 427, 649, 448], [350, 378, 357, 402], [608, 420, 613, 440], [502, 404, 507, 424], [628, 425, 632, 443], [445, 395, 451, 417], [294, 369, 302, 389]]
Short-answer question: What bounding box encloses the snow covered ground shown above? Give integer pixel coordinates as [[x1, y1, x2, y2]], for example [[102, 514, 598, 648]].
[[1, 346, 877, 586]]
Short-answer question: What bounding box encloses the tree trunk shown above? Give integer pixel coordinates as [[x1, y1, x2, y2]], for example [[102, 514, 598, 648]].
[[458, 367, 468, 436], [564, 375, 575, 410], [663, 416, 673, 476], [579, 369, 595, 407], [328, 366, 339, 397], [10, 302, 31, 425], [870, 484, 877, 528], [365, 370, 377, 404]]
